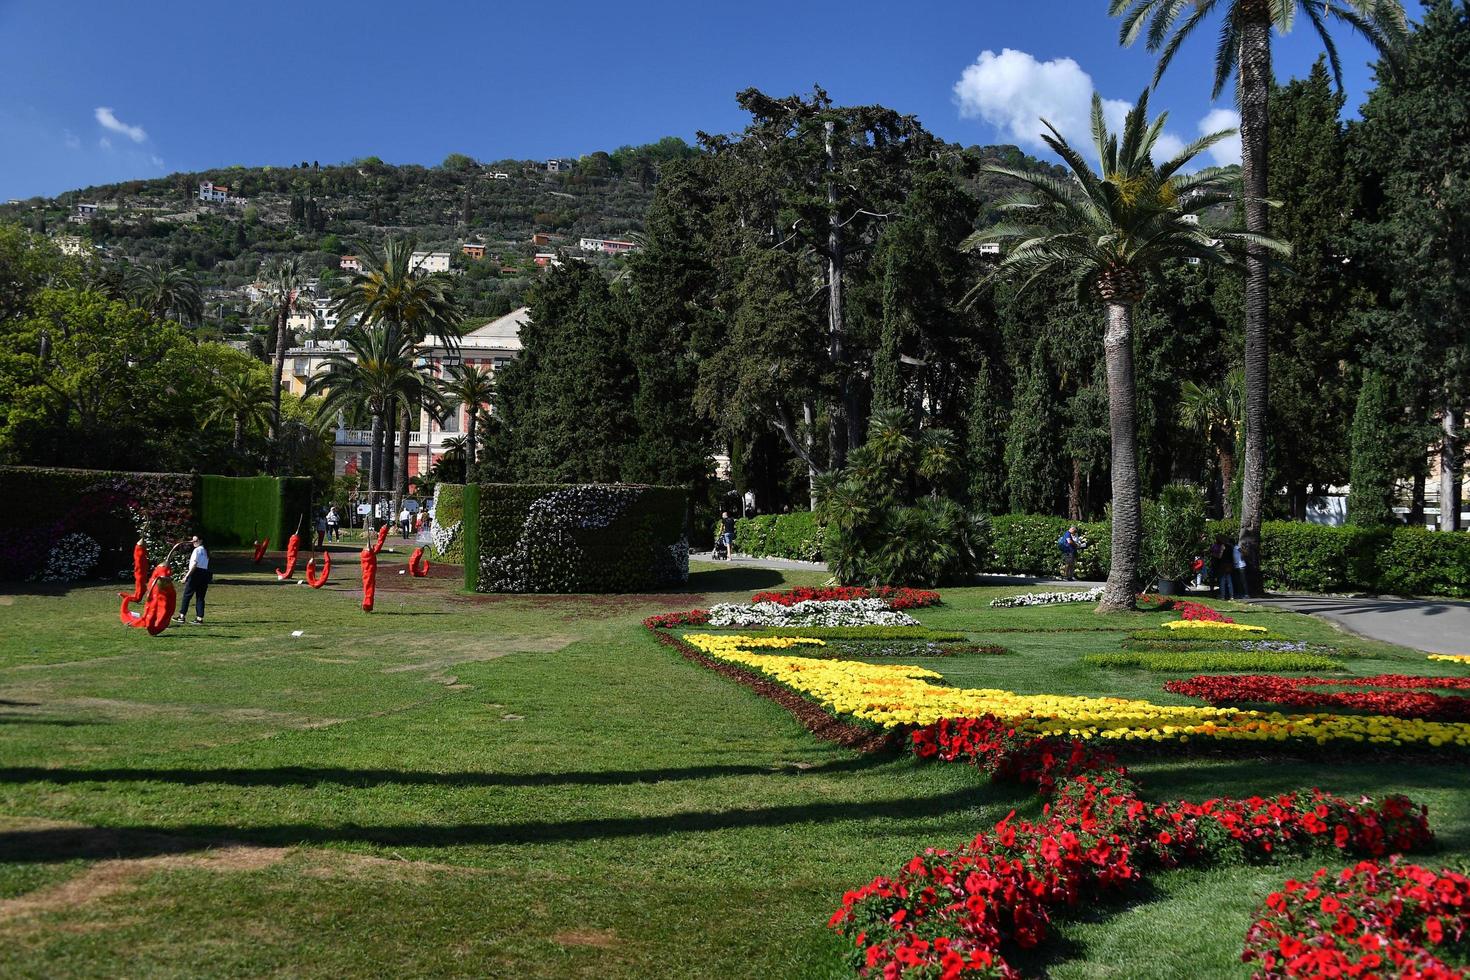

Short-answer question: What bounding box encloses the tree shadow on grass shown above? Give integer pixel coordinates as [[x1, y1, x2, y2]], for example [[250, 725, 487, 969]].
[[0, 755, 894, 791], [683, 566, 787, 593], [0, 784, 1005, 863]]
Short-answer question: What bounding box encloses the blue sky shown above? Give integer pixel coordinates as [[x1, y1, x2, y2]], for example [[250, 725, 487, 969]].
[[0, 0, 1394, 199]]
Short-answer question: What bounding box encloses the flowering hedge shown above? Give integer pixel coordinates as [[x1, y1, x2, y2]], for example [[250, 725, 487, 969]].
[[1084, 651, 1346, 673], [706, 598, 921, 629], [428, 483, 466, 564], [1161, 619, 1265, 633], [1243, 859, 1470, 978], [643, 609, 711, 630], [750, 586, 942, 610], [0, 466, 196, 582], [1166, 674, 1470, 722], [470, 483, 687, 593], [681, 634, 1470, 747], [1429, 655, 1470, 666], [988, 587, 1102, 608], [830, 715, 1435, 978]]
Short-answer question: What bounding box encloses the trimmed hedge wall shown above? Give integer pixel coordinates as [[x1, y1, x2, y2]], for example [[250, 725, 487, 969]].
[[987, 515, 1112, 580], [0, 466, 196, 581], [429, 483, 467, 565], [730, 512, 823, 561], [198, 475, 312, 548], [470, 483, 687, 593]]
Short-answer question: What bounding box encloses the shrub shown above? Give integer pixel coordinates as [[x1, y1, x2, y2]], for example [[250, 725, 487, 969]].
[[1376, 527, 1470, 598], [987, 514, 1111, 579], [729, 511, 822, 561], [1142, 483, 1207, 583], [470, 483, 687, 593], [1083, 652, 1346, 672]]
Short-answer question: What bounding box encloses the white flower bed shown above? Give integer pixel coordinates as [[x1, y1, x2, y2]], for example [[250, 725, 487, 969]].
[[707, 598, 919, 628], [989, 587, 1103, 608], [39, 532, 102, 582]]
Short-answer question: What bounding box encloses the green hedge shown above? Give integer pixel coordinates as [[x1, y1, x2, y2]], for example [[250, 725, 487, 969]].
[[0, 465, 195, 581], [429, 483, 467, 564], [197, 475, 312, 548], [472, 484, 687, 593], [727, 511, 823, 561], [1083, 651, 1345, 672], [987, 515, 1112, 579]]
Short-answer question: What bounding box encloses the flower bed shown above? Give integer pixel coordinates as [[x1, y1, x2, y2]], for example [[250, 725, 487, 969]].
[[1084, 652, 1346, 673], [989, 587, 1102, 608], [702, 626, 966, 642], [1166, 674, 1470, 722], [1429, 654, 1470, 665], [749, 586, 942, 610], [1243, 859, 1470, 978], [642, 609, 710, 630], [1121, 638, 1342, 656], [680, 634, 1470, 747], [706, 598, 920, 629], [1162, 619, 1266, 633], [830, 715, 1436, 978]]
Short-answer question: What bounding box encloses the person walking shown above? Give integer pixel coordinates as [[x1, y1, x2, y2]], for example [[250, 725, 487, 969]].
[[1212, 535, 1235, 601], [742, 489, 757, 519], [1232, 538, 1251, 601], [174, 535, 212, 625], [326, 505, 340, 542], [719, 510, 736, 561], [398, 505, 412, 538], [314, 511, 327, 549], [1057, 525, 1080, 581]]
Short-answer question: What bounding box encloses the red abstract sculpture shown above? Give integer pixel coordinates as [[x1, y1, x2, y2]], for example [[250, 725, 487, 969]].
[[121, 563, 176, 635], [373, 524, 389, 554], [119, 539, 148, 603], [359, 546, 378, 612], [408, 547, 429, 577], [276, 533, 301, 581], [252, 538, 269, 563], [305, 552, 331, 588]]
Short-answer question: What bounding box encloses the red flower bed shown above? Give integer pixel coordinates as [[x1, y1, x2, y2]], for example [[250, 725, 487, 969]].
[[749, 585, 942, 610], [642, 609, 710, 630], [1176, 599, 1234, 622], [1243, 859, 1470, 978], [830, 716, 1434, 978], [1166, 674, 1470, 722]]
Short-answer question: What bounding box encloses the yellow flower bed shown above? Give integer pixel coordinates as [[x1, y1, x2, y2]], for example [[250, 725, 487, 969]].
[[683, 634, 1470, 748], [1428, 654, 1470, 665], [1160, 619, 1268, 633]]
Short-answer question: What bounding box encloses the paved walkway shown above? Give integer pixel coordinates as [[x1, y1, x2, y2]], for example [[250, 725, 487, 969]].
[[1252, 594, 1470, 656]]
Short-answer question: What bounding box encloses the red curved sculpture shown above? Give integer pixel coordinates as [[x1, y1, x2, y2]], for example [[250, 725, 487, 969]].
[[359, 546, 378, 612], [119, 540, 148, 603], [408, 547, 430, 577], [122, 564, 176, 634], [372, 524, 389, 554], [276, 533, 301, 581], [305, 552, 332, 589], [252, 538, 269, 563]]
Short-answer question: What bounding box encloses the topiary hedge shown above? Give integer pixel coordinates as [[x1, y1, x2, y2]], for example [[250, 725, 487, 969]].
[[429, 483, 466, 564], [198, 474, 312, 548], [470, 483, 687, 593], [987, 515, 1112, 580], [0, 466, 195, 582]]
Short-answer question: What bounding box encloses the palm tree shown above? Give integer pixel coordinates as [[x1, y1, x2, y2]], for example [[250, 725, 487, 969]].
[[305, 323, 422, 498], [966, 92, 1286, 612], [437, 363, 495, 475], [1180, 370, 1245, 519], [129, 263, 204, 326], [254, 256, 314, 469], [1109, 0, 1406, 590], [332, 238, 465, 503], [204, 369, 273, 460]]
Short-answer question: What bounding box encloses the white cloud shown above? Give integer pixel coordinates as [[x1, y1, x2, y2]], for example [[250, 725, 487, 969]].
[[99, 136, 112, 150], [94, 106, 147, 143], [1198, 108, 1242, 167], [1154, 133, 1186, 161], [150, 154, 165, 168]]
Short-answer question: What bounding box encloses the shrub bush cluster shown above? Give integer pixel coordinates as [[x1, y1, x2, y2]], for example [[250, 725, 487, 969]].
[[988, 514, 1113, 579], [1084, 651, 1346, 672], [470, 483, 687, 593], [730, 511, 822, 561]]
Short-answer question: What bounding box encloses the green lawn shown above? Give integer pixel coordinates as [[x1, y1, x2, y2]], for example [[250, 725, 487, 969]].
[[1, 555, 1465, 978]]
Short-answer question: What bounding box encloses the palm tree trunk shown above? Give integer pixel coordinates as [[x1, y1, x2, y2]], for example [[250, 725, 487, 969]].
[[1440, 400, 1462, 532], [398, 399, 412, 501], [1218, 445, 1236, 521], [1236, 14, 1272, 595], [804, 400, 818, 510], [232, 417, 244, 455], [466, 409, 477, 475], [382, 407, 397, 498], [1099, 302, 1141, 612], [369, 412, 384, 498], [1068, 460, 1083, 522], [270, 308, 288, 473]]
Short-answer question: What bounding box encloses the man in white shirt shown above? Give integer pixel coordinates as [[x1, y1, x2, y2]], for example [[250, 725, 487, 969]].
[[174, 534, 212, 625]]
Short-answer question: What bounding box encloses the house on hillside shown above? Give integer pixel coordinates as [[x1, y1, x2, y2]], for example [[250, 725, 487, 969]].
[[283, 307, 530, 478], [488, 171, 510, 180], [340, 255, 362, 272], [545, 159, 570, 173], [410, 250, 451, 273], [530, 232, 562, 247], [69, 203, 99, 224], [579, 237, 637, 255], [533, 252, 560, 268], [460, 243, 486, 261]]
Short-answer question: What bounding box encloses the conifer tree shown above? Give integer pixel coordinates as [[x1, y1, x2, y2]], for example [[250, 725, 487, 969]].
[[1347, 371, 1400, 527], [1005, 348, 1063, 515]]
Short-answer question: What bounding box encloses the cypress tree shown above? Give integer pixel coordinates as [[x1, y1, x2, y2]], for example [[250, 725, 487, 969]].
[[1347, 371, 1399, 527], [965, 354, 1009, 515], [1004, 348, 1063, 514]]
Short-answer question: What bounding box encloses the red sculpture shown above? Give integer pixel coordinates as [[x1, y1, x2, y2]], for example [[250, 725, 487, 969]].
[[373, 523, 389, 554], [276, 533, 301, 581], [359, 546, 378, 612], [305, 552, 332, 589], [119, 539, 148, 603], [121, 563, 176, 635], [408, 547, 430, 577], [252, 538, 269, 563]]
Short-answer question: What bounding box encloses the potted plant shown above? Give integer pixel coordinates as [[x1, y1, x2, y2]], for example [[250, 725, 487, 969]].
[[1143, 483, 1207, 595]]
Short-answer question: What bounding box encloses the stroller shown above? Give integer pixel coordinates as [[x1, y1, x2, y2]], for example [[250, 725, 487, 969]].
[[712, 536, 730, 561]]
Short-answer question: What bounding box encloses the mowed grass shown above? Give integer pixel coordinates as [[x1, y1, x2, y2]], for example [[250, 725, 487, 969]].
[[1, 556, 1466, 978]]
